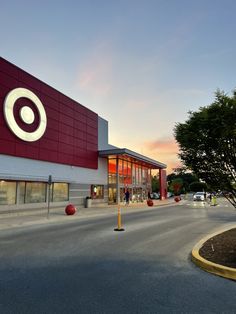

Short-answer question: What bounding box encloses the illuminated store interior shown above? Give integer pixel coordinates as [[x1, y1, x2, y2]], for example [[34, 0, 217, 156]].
[[99, 148, 167, 204]]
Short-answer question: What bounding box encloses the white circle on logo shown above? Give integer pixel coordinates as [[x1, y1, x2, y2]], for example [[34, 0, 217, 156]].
[[3, 88, 47, 142], [20, 106, 35, 124]]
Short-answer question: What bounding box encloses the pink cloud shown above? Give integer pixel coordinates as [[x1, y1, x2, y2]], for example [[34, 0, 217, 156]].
[[144, 137, 179, 154], [143, 137, 181, 174]]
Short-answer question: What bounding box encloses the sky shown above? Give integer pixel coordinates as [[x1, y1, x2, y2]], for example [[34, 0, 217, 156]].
[[1, 0, 236, 174]]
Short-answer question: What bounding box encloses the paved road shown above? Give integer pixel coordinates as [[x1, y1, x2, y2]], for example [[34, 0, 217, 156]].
[[0, 199, 235, 313]]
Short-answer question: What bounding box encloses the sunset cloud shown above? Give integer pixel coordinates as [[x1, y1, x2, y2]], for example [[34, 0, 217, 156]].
[[142, 137, 181, 173], [144, 137, 179, 154]]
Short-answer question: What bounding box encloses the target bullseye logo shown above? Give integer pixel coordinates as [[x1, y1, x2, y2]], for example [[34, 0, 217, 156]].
[[3, 88, 47, 142], [20, 106, 35, 124]]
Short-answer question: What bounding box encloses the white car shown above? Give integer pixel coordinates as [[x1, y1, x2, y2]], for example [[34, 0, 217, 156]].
[[150, 192, 160, 199], [193, 192, 205, 201]]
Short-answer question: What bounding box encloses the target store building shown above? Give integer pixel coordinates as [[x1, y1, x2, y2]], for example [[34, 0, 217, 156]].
[[0, 57, 167, 211]]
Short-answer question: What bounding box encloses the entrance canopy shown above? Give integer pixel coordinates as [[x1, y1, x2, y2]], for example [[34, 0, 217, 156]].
[[99, 148, 166, 169]]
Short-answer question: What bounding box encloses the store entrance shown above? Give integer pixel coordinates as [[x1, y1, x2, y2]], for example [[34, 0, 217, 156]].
[[108, 187, 117, 204], [132, 187, 147, 202], [119, 187, 148, 203], [119, 187, 133, 204]]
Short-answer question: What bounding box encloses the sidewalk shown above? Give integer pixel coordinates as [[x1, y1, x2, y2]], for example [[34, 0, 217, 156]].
[[0, 198, 176, 231]]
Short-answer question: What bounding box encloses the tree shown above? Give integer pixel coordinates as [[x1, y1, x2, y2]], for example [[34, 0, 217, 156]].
[[174, 89, 236, 208], [167, 169, 198, 193], [151, 175, 160, 192], [189, 181, 208, 192], [170, 178, 183, 195]]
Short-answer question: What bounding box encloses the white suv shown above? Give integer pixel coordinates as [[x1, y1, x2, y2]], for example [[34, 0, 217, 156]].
[[193, 192, 205, 201]]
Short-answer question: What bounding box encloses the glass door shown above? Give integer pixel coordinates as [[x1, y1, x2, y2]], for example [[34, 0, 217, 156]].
[[108, 187, 117, 204]]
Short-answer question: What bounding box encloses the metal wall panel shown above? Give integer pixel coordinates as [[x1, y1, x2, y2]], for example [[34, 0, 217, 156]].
[[0, 57, 98, 169]]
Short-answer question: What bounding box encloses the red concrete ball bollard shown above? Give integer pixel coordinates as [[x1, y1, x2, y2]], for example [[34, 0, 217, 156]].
[[174, 196, 180, 202], [65, 204, 76, 215], [147, 199, 154, 206]]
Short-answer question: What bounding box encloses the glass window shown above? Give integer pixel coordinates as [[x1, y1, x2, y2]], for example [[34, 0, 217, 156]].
[[53, 183, 69, 202], [127, 162, 132, 176], [108, 174, 116, 184], [0, 181, 16, 205], [108, 159, 117, 174], [118, 159, 123, 175], [142, 167, 148, 185], [123, 160, 128, 175], [124, 162, 132, 185], [132, 163, 136, 185], [135, 164, 139, 185], [147, 169, 151, 185], [91, 185, 104, 199], [119, 175, 124, 184], [118, 159, 124, 184], [18, 182, 26, 204], [108, 187, 116, 203], [25, 182, 46, 203]]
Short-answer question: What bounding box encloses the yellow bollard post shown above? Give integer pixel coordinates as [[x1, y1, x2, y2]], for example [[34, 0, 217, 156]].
[[117, 207, 121, 229], [213, 195, 217, 206], [211, 197, 214, 206], [211, 195, 217, 206], [114, 206, 125, 231]]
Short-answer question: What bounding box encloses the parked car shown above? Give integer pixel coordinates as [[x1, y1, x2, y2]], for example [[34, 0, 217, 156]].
[[193, 191, 205, 201], [150, 192, 160, 199]]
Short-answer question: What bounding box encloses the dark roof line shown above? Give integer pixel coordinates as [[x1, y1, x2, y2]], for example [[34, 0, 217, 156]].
[[99, 148, 167, 169]]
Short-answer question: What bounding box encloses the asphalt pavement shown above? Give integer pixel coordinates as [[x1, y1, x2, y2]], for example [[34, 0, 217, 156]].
[[0, 197, 236, 314]]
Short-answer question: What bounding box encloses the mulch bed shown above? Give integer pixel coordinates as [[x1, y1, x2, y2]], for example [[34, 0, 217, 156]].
[[199, 228, 236, 268]]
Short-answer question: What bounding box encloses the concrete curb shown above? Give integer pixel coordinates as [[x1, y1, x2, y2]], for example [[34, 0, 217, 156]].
[[191, 224, 236, 281]]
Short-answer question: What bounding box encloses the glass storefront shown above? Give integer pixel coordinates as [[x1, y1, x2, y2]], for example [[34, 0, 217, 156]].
[[108, 159, 117, 204], [108, 187, 117, 203], [52, 183, 69, 202], [19, 182, 26, 204], [0, 181, 16, 205], [91, 185, 104, 199], [108, 157, 152, 204], [25, 182, 47, 203], [0, 181, 69, 205]]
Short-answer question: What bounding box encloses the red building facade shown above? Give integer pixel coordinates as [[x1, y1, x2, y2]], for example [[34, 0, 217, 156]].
[[0, 57, 98, 169]]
